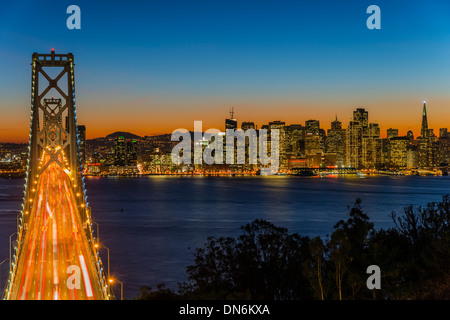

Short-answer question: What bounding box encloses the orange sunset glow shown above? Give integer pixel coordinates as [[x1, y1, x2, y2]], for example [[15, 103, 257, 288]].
[[2, 96, 450, 142]]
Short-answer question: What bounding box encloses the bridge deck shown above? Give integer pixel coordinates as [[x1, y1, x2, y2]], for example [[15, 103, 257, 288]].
[[8, 159, 106, 300]]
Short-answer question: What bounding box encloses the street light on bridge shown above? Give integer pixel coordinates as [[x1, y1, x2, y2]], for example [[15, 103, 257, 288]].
[[94, 243, 110, 281], [109, 278, 123, 300], [9, 232, 17, 273], [0, 259, 9, 295]]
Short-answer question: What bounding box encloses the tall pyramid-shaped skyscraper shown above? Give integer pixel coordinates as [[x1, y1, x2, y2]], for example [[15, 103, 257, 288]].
[[421, 101, 428, 138]]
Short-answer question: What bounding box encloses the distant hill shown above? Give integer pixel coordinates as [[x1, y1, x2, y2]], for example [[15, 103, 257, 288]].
[[105, 132, 142, 140]]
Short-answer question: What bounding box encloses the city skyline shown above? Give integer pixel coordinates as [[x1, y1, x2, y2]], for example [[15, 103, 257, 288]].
[[1, 1, 450, 142]]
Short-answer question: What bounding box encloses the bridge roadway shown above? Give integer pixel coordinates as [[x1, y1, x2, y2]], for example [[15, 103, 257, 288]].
[[7, 155, 106, 300]]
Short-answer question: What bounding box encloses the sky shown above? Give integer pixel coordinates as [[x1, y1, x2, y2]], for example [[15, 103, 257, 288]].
[[1, 0, 450, 142]]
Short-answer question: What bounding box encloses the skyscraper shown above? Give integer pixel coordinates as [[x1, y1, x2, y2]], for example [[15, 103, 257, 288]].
[[326, 116, 346, 167], [305, 120, 320, 135], [346, 120, 363, 168], [353, 108, 368, 128], [285, 124, 304, 156], [241, 122, 255, 131], [387, 128, 399, 140], [240, 122, 256, 170], [225, 107, 237, 130], [330, 116, 342, 130], [421, 101, 428, 139], [113, 136, 137, 166], [127, 140, 138, 165], [269, 121, 287, 169], [362, 123, 381, 168], [304, 120, 322, 167], [417, 102, 433, 168], [114, 136, 127, 166], [346, 108, 369, 169], [389, 136, 410, 168]]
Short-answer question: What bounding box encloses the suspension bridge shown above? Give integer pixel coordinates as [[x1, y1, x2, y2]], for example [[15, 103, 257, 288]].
[[2, 50, 113, 300]]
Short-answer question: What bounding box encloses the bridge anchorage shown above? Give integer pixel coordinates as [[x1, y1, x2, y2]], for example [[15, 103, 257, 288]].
[[3, 50, 114, 300]]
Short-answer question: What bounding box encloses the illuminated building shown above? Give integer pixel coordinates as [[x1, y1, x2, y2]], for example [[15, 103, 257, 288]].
[[346, 108, 371, 169], [437, 136, 450, 166], [304, 120, 323, 167], [407, 130, 414, 142], [241, 122, 257, 170], [322, 153, 337, 167], [86, 162, 101, 175], [194, 136, 209, 169], [143, 147, 174, 173], [269, 121, 287, 169], [353, 108, 368, 128], [345, 108, 382, 169], [285, 124, 305, 157], [407, 146, 419, 169], [436, 128, 450, 167], [241, 122, 255, 131], [305, 138, 321, 167], [346, 120, 363, 168], [127, 140, 138, 165], [288, 157, 307, 169], [362, 123, 381, 168], [380, 138, 389, 166], [305, 120, 320, 135], [421, 101, 429, 139], [225, 107, 237, 130], [417, 102, 434, 168], [389, 136, 410, 168], [114, 136, 127, 166], [113, 136, 137, 166], [326, 116, 346, 167], [387, 128, 399, 140], [417, 137, 431, 168]]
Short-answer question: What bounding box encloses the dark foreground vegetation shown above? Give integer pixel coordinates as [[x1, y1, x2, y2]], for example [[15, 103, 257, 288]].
[[135, 196, 450, 300]]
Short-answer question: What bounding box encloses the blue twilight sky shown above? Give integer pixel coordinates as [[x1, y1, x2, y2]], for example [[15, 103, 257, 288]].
[[1, 0, 450, 141]]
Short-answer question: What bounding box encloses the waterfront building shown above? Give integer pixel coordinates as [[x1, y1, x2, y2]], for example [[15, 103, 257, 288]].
[[285, 124, 305, 156], [114, 136, 138, 166], [362, 123, 381, 168], [346, 120, 363, 168], [407, 145, 419, 169], [269, 121, 287, 169], [389, 136, 410, 168]]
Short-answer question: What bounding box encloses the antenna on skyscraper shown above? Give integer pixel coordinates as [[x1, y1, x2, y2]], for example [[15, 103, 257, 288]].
[[230, 106, 235, 120]]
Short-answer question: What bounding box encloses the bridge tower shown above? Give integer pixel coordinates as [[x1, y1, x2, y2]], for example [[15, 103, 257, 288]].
[[26, 50, 86, 223], [3, 50, 113, 300]]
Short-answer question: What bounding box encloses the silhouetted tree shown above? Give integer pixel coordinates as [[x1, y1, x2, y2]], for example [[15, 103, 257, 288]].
[[135, 283, 179, 300], [391, 195, 450, 298], [303, 236, 327, 300], [182, 219, 312, 299], [325, 198, 375, 299]]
